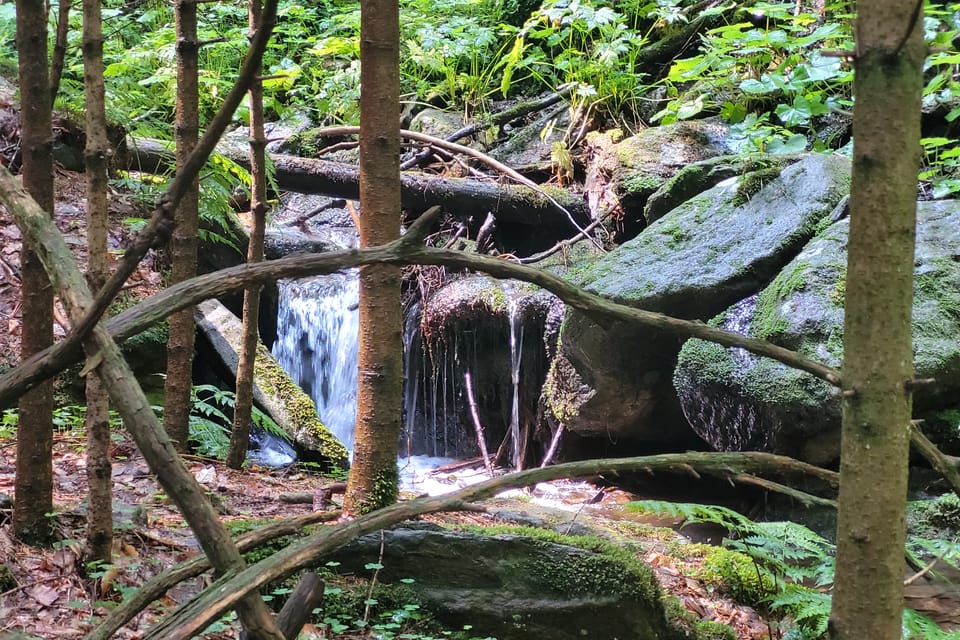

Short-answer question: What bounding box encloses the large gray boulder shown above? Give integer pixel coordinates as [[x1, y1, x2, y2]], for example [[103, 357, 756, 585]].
[[326, 525, 678, 640], [545, 154, 851, 445], [674, 200, 960, 464]]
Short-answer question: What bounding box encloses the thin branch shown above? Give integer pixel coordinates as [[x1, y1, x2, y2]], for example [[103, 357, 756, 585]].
[[0, 223, 843, 410]]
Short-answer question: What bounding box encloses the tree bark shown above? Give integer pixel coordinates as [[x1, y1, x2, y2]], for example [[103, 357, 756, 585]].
[[12, 0, 56, 545], [343, 0, 404, 516], [82, 0, 113, 565], [228, 0, 269, 469], [48, 0, 71, 103], [0, 166, 286, 639], [164, 0, 201, 453], [829, 3, 924, 640]]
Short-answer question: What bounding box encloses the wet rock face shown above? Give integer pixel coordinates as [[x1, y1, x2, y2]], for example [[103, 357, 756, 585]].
[[674, 200, 960, 464], [545, 154, 852, 446], [327, 526, 675, 640], [407, 275, 561, 462]]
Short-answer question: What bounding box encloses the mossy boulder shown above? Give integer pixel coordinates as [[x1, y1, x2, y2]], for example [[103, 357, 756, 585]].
[[326, 524, 679, 640], [674, 200, 960, 464], [582, 120, 732, 242], [545, 154, 851, 446]]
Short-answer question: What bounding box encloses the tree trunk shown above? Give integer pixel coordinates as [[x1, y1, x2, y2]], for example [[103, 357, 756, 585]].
[[164, 0, 201, 453], [0, 167, 286, 639], [12, 0, 56, 545], [343, 0, 403, 515], [829, 4, 924, 640], [49, 0, 71, 103], [228, 0, 269, 469], [82, 0, 113, 565]]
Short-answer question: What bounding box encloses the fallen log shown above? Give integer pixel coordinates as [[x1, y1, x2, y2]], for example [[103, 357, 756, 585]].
[[194, 298, 348, 467], [128, 137, 590, 232]]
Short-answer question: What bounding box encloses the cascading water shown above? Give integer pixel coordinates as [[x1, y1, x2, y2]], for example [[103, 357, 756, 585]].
[[507, 296, 524, 468], [271, 270, 360, 451]]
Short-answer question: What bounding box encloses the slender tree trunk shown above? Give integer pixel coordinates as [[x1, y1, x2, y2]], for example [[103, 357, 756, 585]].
[[0, 168, 286, 639], [343, 0, 403, 515], [227, 0, 269, 469], [829, 3, 924, 640], [82, 0, 113, 565], [49, 0, 71, 104], [12, 0, 56, 545], [164, 0, 201, 452]]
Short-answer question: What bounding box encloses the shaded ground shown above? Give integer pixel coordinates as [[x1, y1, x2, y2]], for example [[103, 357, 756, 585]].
[[0, 427, 773, 639]]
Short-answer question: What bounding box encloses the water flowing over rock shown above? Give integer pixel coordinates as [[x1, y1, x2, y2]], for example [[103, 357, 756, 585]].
[[674, 200, 960, 464], [408, 275, 560, 464], [271, 271, 360, 451], [545, 154, 851, 447]]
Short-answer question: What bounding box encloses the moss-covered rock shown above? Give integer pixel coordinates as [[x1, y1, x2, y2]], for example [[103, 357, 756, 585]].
[[545, 154, 851, 446], [582, 121, 733, 242], [674, 200, 960, 463], [326, 524, 680, 640]]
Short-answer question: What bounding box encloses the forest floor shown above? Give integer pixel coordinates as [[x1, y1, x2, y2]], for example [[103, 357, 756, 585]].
[[0, 431, 774, 639]]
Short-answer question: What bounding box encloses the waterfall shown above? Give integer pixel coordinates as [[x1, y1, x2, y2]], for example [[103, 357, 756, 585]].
[[272, 272, 541, 472], [271, 270, 359, 451]]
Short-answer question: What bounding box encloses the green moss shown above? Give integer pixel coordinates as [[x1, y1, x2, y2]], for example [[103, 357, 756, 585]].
[[353, 464, 400, 515], [907, 493, 960, 542], [620, 171, 664, 197], [752, 262, 810, 340], [0, 563, 16, 592], [829, 270, 846, 306], [254, 343, 348, 466], [694, 545, 773, 607], [458, 524, 659, 601], [732, 165, 784, 208]]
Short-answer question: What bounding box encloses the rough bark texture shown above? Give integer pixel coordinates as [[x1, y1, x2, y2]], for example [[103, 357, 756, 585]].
[[163, 0, 201, 452], [227, 0, 269, 469], [343, 0, 404, 515], [0, 167, 285, 639], [49, 0, 71, 103], [829, 4, 924, 640], [82, 0, 113, 564], [12, 0, 56, 544]]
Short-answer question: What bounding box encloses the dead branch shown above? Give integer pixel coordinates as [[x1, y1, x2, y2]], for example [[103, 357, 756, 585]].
[[88, 510, 340, 640], [910, 422, 960, 498]]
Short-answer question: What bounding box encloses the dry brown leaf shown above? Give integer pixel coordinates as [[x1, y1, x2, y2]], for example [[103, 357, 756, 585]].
[[28, 583, 60, 607]]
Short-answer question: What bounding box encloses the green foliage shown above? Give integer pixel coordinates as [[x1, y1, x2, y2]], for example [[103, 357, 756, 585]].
[[178, 384, 290, 460], [628, 500, 960, 639], [320, 567, 495, 640]]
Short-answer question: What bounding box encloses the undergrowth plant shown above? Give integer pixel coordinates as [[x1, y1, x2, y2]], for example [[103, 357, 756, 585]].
[[185, 384, 289, 460], [628, 500, 960, 640]]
